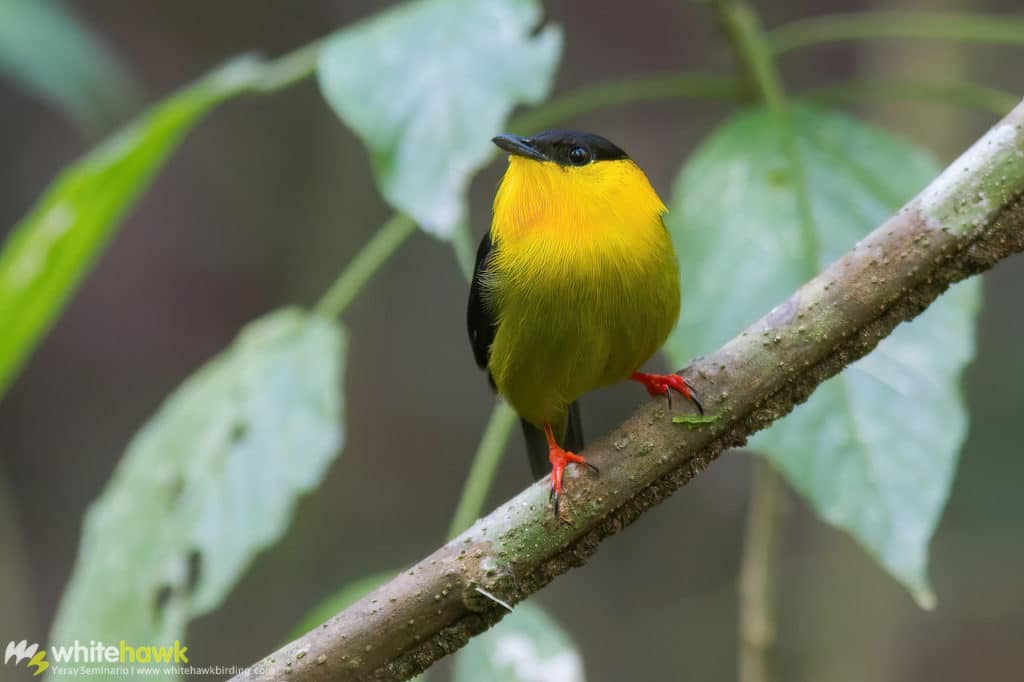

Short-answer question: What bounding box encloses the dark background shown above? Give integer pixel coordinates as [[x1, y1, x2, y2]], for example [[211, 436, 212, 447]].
[[1, 1, 1022, 680]]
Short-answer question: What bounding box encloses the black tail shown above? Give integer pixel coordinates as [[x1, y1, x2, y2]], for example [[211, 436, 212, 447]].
[[521, 401, 585, 481]]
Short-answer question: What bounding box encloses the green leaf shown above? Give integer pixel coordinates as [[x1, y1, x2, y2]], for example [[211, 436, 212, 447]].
[[0, 56, 266, 400], [317, 0, 562, 238], [672, 414, 719, 428], [453, 602, 585, 682], [51, 309, 345, 670], [0, 0, 138, 128], [664, 105, 981, 607]]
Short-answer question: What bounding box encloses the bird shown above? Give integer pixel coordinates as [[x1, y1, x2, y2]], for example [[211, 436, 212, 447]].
[[467, 129, 702, 516]]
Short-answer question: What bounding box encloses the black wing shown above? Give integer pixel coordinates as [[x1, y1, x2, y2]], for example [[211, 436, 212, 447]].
[[467, 230, 498, 385]]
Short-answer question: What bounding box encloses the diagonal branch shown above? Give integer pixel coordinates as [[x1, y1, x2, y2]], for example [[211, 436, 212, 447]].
[[233, 101, 1024, 682]]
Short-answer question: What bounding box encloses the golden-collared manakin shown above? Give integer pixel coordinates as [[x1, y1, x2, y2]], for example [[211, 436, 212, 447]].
[[467, 130, 702, 515]]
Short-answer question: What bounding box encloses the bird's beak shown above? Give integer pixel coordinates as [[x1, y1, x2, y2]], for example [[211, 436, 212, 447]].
[[492, 133, 548, 162]]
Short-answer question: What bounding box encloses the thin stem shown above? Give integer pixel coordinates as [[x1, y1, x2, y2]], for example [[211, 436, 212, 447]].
[[315, 214, 416, 318], [770, 11, 1024, 54], [447, 402, 518, 539], [713, 0, 787, 112], [712, 0, 818, 275], [802, 78, 1018, 117], [509, 73, 742, 134], [253, 39, 325, 93], [738, 461, 789, 682]]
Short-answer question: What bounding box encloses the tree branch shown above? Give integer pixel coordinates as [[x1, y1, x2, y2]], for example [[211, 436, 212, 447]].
[[232, 101, 1024, 682]]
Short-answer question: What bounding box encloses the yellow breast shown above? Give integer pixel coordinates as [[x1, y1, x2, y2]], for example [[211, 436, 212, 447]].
[[484, 156, 680, 427]]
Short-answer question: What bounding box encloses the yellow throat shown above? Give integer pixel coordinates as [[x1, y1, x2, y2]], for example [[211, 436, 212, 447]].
[[482, 146, 681, 427]]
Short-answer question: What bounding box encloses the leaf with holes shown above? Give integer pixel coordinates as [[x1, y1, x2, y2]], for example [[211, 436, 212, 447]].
[[453, 602, 585, 682], [317, 0, 562, 238], [0, 56, 267, 401], [0, 0, 138, 129], [664, 105, 980, 607], [50, 309, 344, 670]]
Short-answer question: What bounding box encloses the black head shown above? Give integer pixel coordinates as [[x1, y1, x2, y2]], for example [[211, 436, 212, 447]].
[[492, 130, 628, 166]]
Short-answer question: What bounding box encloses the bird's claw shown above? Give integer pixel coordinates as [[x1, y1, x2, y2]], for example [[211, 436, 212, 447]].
[[547, 444, 598, 518], [631, 371, 704, 415]]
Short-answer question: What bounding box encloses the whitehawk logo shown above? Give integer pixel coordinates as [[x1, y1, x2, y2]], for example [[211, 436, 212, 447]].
[[4, 641, 50, 676]]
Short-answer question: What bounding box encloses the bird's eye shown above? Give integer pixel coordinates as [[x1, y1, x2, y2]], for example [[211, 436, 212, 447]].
[[568, 146, 589, 165]]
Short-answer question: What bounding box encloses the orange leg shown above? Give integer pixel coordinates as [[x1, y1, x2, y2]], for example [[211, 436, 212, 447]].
[[544, 423, 598, 517], [631, 371, 704, 414]]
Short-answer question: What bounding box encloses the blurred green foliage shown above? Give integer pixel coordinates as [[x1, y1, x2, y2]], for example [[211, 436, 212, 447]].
[[0, 0, 138, 129]]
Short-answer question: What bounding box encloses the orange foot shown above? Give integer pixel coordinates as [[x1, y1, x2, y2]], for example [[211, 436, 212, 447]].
[[544, 423, 598, 517], [631, 371, 704, 415]]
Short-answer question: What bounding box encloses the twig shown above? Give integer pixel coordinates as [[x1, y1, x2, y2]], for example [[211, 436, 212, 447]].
[[802, 78, 1018, 117], [769, 11, 1024, 54], [231, 101, 1024, 682], [509, 72, 742, 134]]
